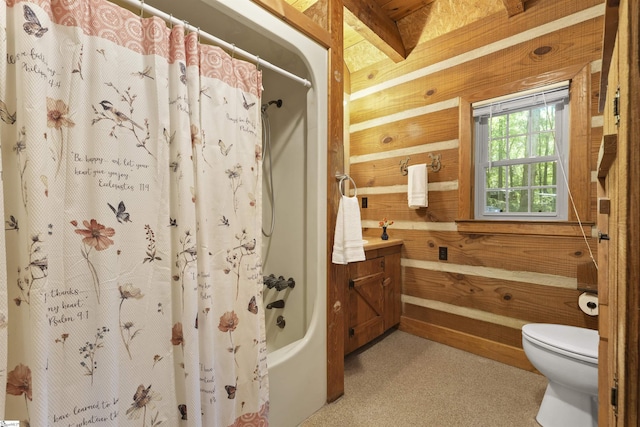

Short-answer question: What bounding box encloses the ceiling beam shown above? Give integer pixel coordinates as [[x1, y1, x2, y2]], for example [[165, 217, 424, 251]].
[[343, 0, 406, 62], [501, 0, 525, 17], [251, 0, 330, 47]]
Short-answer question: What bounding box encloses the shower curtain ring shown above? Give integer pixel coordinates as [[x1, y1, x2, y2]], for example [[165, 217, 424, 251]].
[[169, 14, 173, 29], [196, 27, 200, 43], [140, 0, 144, 17], [183, 20, 189, 35], [256, 56, 261, 70], [231, 44, 236, 58]]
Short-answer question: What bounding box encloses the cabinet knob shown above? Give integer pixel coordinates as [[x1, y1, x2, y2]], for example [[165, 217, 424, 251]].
[[382, 277, 391, 287]]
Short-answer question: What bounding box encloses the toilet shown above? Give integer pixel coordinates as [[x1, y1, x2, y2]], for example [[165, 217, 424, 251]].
[[522, 323, 599, 427]]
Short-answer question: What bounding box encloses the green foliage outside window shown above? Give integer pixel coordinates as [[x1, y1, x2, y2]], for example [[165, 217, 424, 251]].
[[482, 104, 561, 215]]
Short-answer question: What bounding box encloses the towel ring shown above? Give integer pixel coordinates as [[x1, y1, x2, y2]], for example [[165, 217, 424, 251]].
[[337, 174, 357, 198]]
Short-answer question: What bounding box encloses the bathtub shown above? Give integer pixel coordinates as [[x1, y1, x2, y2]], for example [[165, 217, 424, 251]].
[[143, 1, 328, 425]]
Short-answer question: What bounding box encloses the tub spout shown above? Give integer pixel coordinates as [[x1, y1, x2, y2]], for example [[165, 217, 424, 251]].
[[266, 299, 285, 309]]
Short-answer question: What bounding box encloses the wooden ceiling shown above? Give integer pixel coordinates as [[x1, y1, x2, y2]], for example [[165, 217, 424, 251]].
[[284, 0, 526, 72]]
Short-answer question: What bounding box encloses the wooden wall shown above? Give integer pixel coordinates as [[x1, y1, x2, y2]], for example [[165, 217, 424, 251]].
[[347, 0, 605, 370]]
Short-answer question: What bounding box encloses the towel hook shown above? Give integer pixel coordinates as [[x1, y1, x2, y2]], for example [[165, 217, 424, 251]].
[[336, 174, 357, 197], [429, 153, 442, 172], [400, 157, 410, 176]]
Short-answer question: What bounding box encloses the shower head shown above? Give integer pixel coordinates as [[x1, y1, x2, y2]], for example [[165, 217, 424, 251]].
[[261, 99, 283, 113]]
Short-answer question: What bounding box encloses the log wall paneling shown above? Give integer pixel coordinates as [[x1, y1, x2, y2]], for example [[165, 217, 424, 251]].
[[403, 268, 598, 329], [392, 229, 596, 279], [350, 19, 603, 125], [400, 313, 534, 371], [359, 192, 459, 224], [349, 108, 459, 157], [350, 0, 604, 93], [350, 148, 458, 188], [348, 0, 605, 373]]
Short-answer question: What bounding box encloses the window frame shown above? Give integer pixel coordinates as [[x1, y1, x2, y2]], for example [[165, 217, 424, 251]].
[[456, 66, 593, 237], [472, 85, 570, 221]]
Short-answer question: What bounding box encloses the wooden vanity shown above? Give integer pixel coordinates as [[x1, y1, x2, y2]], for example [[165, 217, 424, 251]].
[[344, 238, 403, 355]]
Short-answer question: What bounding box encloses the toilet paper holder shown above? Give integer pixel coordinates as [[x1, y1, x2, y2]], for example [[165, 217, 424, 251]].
[[578, 292, 599, 316]]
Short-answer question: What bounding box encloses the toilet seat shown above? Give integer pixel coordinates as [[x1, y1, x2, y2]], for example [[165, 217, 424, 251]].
[[522, 323, 598, 364]]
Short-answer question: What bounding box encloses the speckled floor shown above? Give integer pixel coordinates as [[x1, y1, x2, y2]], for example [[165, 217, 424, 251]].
[[300, 329, 546, 427]]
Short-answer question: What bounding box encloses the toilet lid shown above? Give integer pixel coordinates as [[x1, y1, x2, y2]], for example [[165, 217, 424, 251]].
[[522, 323, 598, 360]]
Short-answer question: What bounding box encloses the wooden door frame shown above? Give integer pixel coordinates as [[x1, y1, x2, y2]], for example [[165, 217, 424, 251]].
[[251, 0, 347, 403], [620, 0, 640, 423], [599, 0, 640, 424]]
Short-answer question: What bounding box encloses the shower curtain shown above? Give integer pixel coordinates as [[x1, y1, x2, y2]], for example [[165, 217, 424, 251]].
[[0, 1, 269, 426]]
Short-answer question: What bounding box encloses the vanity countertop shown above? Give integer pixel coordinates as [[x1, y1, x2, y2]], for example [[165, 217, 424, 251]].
[[362, 237, 403, 251]]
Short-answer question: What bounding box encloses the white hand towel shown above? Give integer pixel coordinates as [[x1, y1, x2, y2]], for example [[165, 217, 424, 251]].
[[408, 164, 428, 209], [332, 195, 366, 264]]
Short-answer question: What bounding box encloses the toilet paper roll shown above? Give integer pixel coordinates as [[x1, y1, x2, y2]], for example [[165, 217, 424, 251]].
[[578, 292, 599, 316]]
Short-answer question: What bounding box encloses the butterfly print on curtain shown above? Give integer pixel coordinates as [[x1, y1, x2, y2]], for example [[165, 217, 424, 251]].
[[126, 384, 163, 425], [108, 201, 132, 224], [22, 5, 48, 38]]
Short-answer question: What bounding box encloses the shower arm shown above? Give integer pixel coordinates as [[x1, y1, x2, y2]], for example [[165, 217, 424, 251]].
[[261, 99, 283, 113]]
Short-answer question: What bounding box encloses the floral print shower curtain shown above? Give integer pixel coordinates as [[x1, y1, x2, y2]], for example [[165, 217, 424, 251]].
[[0, 1, 269, 426]]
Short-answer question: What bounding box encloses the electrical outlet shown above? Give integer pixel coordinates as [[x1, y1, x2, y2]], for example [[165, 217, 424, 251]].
[[438, 246, 448, 261], [362, 197, 368, 208]]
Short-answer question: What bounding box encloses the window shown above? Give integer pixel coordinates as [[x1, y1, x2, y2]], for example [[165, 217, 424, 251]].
[[473, 84, 570, 220]]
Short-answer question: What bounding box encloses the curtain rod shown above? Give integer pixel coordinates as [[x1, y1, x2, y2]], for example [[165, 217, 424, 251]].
[[117, 0, 312, 88]]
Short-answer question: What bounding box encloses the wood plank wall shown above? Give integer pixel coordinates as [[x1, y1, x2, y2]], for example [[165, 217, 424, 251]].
[[347, 0, 605, 371]]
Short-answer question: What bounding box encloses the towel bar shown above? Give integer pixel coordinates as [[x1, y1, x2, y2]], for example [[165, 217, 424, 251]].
[[336, 173, 357, 197], [400, 153, 442, 176]]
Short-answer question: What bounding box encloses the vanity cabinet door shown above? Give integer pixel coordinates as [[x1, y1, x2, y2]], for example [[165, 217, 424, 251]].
[[382, 251, 401, 330], [345, 257, 385, 354]]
